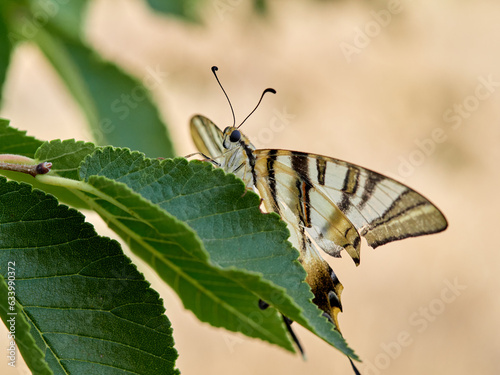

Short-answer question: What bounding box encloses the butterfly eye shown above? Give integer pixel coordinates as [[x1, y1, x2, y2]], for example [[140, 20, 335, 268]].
[[229, 129, 241, 143]]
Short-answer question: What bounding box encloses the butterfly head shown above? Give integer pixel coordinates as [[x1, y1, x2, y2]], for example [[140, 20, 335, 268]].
[[222, 126, 244, 149]]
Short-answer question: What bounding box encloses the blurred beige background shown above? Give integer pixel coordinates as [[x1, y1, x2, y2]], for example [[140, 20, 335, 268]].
[[1, 0, 499, 374]]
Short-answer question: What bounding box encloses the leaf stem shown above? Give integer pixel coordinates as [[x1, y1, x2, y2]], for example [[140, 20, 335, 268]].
[[0, 154, 52, 177], [36, 174, 137, 218], [36, 174, 91, 191]]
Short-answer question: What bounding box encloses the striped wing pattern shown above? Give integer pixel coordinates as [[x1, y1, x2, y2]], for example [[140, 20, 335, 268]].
[[257, 151, 448, 251], [190, 114, 448, 331], [191, 116, 225, 158]]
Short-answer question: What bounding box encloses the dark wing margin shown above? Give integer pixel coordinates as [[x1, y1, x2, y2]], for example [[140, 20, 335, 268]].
[[360, 189, 448, 248]]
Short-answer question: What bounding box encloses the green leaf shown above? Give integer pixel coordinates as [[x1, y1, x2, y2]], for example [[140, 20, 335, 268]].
[[253, 0, 267, 15], [0, 11, 12, 103], [33, 28, 174, 158], [77, 147, 356, 358], [32, 139, 97, 207], [145, 0, 202, 21], [3, 2, 173, 157], [0, 274, 53, 375], [0, 177, 179, 375], [0, 121, 356, 357], [0, 131, 295, 351], [0, 119, 43, 157], [77, 161, 297, 352], [27, 0, 90, 41], [0, 127, 92, 208], [35, 139, 96, 180]]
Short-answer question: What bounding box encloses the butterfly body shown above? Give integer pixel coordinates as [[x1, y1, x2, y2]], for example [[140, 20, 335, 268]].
[[190, 113, 448, 331]]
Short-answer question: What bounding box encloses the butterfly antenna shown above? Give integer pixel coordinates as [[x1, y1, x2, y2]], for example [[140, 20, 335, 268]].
[[237, 88, 276, 129], [212, 66, 236, 127]]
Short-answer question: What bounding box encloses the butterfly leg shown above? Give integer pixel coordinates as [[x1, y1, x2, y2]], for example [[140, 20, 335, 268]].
[[258, 299, 305, 357], [349, 357, 362, 375], [282, 315, 305, 358], [184, 152, 222, 167]]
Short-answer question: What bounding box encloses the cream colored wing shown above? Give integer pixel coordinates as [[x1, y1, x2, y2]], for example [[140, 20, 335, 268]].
[[190, 115, 225, 158], [253, 149, 447, 329], [254, 149, 448, 259]]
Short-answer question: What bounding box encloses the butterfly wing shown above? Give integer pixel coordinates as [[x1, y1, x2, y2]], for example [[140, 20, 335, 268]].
[[254, 150, 447, 253], [253, 149, 447, 328], [252, 150, 364, 329], [190, 115, 225, 158]]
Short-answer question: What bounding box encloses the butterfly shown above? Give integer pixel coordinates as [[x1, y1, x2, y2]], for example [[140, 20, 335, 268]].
[[190, 67, 448, 337]]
